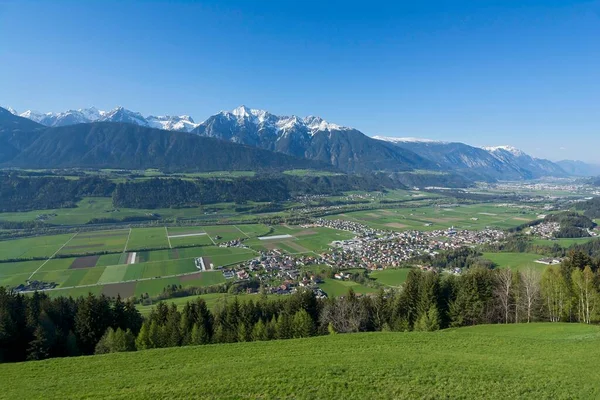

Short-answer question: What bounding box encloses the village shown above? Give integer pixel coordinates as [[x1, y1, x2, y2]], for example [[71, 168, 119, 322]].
[[211, 218, 507, 298]]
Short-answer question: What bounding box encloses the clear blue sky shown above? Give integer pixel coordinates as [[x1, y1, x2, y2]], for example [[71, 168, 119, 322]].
[[1, 0, 598, 162]]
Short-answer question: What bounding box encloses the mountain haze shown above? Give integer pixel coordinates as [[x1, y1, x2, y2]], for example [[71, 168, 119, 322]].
[[375, 137, 567, 180]]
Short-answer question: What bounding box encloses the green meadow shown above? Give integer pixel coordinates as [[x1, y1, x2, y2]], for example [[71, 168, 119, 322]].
[[1, 324, 599, 399], [370, 268, 412, 287], [330, 203, 540, 232], [483, 252, 547, 271]]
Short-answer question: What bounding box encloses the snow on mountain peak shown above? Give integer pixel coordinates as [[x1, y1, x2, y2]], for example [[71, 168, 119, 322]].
[[6, 107, 18, 115], [373, 136, 446, 144], [303, 115, 347, 133], [483, 145, 526, 157]]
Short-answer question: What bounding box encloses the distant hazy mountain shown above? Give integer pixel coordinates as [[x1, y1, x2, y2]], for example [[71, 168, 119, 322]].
[[375, 137, 567, 180], [0, 107, 328, 172], [7, 106, 200, 133], [192, 106, 435, 173], [556, 160, 600, 177]]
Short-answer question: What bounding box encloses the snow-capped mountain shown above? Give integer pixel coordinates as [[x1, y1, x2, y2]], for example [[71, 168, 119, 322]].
[[375, 136, 567, 180], [192, 106, 432, 172], [12, 106, 200, 132], [483, 145, 527, 158], [146, 115, 198, 132], [5, 103, 571, 179], [374, 136, 447, 144]]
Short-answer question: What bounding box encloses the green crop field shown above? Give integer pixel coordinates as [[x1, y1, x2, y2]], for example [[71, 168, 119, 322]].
[[2, 324, 599, 399], [483, 252, 547, 271], [330, 203, 540, 232], [370, 268, 411, 287], [245, 225, 353, 254], [59, 230, 129, 255], [126, 227, 170, 250], [0, 234, 73, 261]]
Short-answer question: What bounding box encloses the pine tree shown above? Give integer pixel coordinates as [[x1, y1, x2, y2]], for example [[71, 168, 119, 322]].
[[190, 324, 203, 345], [237, 323, 249, 342], [27, 325, 50, 360], [148, 321, 161, 348], [266, 315, 277, 340], [136, 322, 150, 350], [414, 305, 441, 332], [275, 314, 291, 339], [95, 327, 115, 354], [251, 319, 268, 341], [292, 309, 314, 338]]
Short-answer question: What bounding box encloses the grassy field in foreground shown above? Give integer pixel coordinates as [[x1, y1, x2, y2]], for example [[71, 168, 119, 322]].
[[1, 324, 599, 399]]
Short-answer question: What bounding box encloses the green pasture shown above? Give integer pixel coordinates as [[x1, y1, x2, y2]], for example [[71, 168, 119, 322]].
[[329, 203, 540, 232], [483, 252, 547, 271], [0, 234, 73, 261], [4, 324, 599, 399], [318, 278, 377, 297], [370, 268, 411, 287], [59, 230, 129, 255], [126, 227, 170, 250], [533, 237, 598, 247]]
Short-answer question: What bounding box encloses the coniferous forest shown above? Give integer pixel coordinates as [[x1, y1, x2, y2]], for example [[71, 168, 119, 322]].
[[2, 252, 598, 363]]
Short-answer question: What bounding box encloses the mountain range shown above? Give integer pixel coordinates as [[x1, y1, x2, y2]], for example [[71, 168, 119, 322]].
[[7, 106, 199, 133], [3, 104, 595, 180], [0, 107, 328, 172], [374, 137, 568, 180]]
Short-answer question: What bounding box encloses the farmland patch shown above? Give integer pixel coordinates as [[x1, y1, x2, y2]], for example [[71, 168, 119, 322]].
[[69, 256, 100, 269], [102, 282, 137, 298]]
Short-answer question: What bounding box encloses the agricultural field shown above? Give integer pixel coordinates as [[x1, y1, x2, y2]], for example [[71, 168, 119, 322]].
[[370, 268, 411, 287], [2, 324, 599, 399], [318, 278, 377, 297], [126, 227, 170, 250], [0, 224, 260, 297], [0, 233, 74, 261], [329, 203, 541, 232], [245, 225, 354, 254], [483, 252, 548, 271], [58, 229, 129, 255], [0, 197, 266, 225]]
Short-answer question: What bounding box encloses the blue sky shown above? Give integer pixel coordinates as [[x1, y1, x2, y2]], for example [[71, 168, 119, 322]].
[[1, 0, 598, 162]]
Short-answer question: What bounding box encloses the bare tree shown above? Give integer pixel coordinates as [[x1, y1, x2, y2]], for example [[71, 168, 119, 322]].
[[320, 293, 368, 333], [520, 268, 541, 323], [571, 266, 598, 324], [540, 265, 568, 322], [494, 268, 513, 324]]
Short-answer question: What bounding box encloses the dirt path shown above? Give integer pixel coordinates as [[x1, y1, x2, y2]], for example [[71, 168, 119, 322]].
[[28, 232, 78, 280]]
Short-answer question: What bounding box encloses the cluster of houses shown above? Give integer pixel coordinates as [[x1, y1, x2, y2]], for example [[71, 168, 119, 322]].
[[527, 222, 561, 239], [306, 218, 506, 270]]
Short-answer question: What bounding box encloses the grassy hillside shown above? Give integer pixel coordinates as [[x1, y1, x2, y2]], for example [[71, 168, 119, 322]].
[[2, 323, 599, 399]]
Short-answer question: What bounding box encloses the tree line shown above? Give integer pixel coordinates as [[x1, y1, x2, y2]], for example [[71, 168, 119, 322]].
[[2, 252, 598, 363], [575, 197, 600, 219], [0, 289, 141, 362], [0, 174, 115, 212]]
